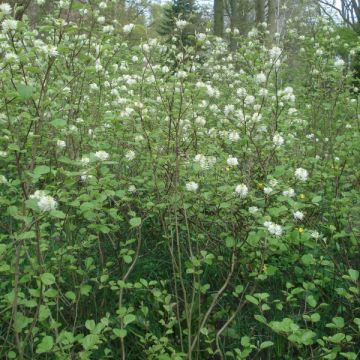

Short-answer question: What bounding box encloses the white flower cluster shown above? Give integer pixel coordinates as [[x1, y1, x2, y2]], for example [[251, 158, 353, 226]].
[[295, 168, 309, 182], [175, 20, 187, 29], [282, 188, 296, 198], [186, 181, 199, 192], [2, 19, 17, 33], [30, 190, 57, 212], [94, 150, 109, 161], [226, 156, 238, 167], [125, 150, 136, 161], [264, 221, 283, 237], [235, 184, 248, 198], [273, 133, 284, 147], [0, 3, 12, 15], [123, 24, 135, 34], [193, 154, 216, 170], [293, 211, 304, 221]]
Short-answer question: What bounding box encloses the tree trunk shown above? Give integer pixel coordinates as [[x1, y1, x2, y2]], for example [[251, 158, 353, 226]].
[[255, 0, 265, 24], [267, 0, 277, 38], [214, 0, 224, 37]]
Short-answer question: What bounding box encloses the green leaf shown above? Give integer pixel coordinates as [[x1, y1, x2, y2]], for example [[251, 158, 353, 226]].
[[348, 269, 359, 282], [225, 236, 235, 248], [306, 295, 317, 308], [113, 328, 127, 338], [123, 255, 132, 264], [340, 352, 357, 360], [123, 314, 136, 326], [7, 351, 16, 359], [80, 284, 91, 296], [65, 291, 76, 301], [312, 196, 322, 204], [254, 314, 267, 324], [260, 341, 274, 350], [0, 264, 10, 272], [17, 84, 34, 100], [50, 210, 66, 219], [129, 217, 141, 227], [40, 273, 56, 286], [328, 333, 345, 344], [81, 334, 99, 351], [245, 295, 259, 305], [50, 119, 67, 128], [39, 305, 51, 322], [85, 320, 96, 331], [36, 336, 54, 354], [33, 165, 50, 177], [18, 231, 36, 240], [301, 254, 315, 265]]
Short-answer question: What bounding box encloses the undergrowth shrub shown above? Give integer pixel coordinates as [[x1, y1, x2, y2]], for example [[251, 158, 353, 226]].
[[0, 2, 359, 359]]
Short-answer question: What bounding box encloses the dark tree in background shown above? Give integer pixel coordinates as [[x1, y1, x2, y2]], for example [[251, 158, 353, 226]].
[[158, 0, 199, 45], [214, 0, 224, 36]]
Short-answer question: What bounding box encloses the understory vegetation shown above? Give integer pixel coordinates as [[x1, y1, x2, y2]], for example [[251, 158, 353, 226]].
[[0, 1, 359, 359]]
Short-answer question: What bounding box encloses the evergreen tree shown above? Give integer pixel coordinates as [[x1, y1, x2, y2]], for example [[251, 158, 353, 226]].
[[158, 0, 198, 46]]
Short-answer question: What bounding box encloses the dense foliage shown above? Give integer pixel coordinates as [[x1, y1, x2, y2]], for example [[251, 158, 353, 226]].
[[0, 1, 359, 359]]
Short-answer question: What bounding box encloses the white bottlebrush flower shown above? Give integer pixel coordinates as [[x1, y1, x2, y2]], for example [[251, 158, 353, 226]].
[[102, 25, 114, 33], [0, 3, 12, 14], [4, 52, 18, 63], [228, 131, 240, 142], [80, 172, 93, 182], [195, 116, 206, 126], [273, 133, 284, 147], [269, 46, 282, 59], [97, 16, 105, 24], [295, 168, 309, 182], [282, 188, 296, 198], [175, 20, 187, 29], [94, 150, 109, 161], [123, 23, 135, 33], [226, 156, 238, 167], [244, 95, 255, 106], [255, 72, 266, 84], [235, 184, 248, 198], [334, 58, 345, 68], [56, 140, 66, 148], [186, 181, 199, 192], [264, 221, 283, 236], [30, 190, 57, 212], [310, 230, 321, 240], [128, 185, 137, 193], [47, 46, 58, 57], [258, 88, 268, 97], [0, 175, 7, 184], [37, 195, 57, 211], [293, 211, 304, 221], [125, 150, 136, 161], [0, 151, 7, 157], [196, 33, 206, 41], [249, 206, 259, 214], [263, 187, 273, 195], [2, 19, 17, 32], [80, 156, 90, 165], [236, 87, 247, 97]]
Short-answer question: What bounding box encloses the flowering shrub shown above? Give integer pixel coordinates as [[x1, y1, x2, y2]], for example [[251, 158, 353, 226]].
[[0, 2, 359, 360]]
